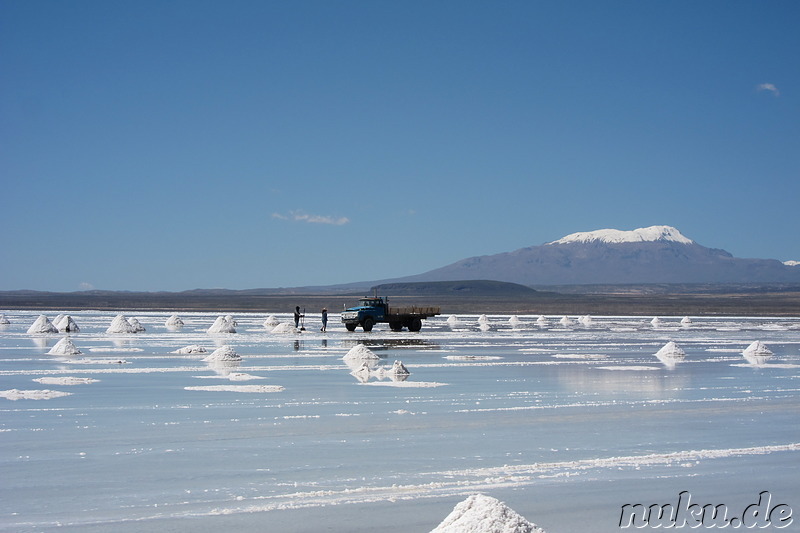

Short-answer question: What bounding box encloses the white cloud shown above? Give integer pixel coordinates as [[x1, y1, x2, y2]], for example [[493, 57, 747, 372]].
[[272, 210, 350, 226], [756, 83, 780, 96], [78, 282, 95, 290]]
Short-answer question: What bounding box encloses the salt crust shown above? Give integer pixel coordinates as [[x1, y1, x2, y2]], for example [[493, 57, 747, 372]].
[[430, 493, 545, 533], [33, 377, 98, 385], [0, 389, 72, 400], [184, 385, 284, 393], [363, 381, 447, 388], [172, 345, 207, 354]]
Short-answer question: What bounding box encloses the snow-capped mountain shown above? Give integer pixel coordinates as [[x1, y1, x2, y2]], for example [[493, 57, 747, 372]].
[[548, 225, 694, 245], [398, 225, 800, 286]]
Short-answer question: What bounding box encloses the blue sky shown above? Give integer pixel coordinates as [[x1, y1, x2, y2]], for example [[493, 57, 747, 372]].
[[1, 1, 798, 292]]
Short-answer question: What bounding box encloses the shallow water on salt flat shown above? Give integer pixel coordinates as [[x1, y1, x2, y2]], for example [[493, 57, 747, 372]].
[[1, 311, 799, 532]]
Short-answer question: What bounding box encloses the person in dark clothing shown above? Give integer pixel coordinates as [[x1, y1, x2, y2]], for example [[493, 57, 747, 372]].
[[320, 308, 328, 332], [293, 306, 304, 329]]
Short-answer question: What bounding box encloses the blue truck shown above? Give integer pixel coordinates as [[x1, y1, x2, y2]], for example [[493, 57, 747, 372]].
[[341, 295, 440, 332]]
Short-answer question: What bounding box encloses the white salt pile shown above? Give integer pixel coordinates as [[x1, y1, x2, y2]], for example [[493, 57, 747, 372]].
[[106, 315, 137, 334], [447, 315, 461, 327], [650, 317, 663, 327], [343, 344, 379, 361], [202, 346, 242, 362], [742, 341, 773, 365], [478, 315, 489, 324], [351, 362, 372, 383], [27, 315, 58, 334], [430, 493, 546, 533], [263, 315, 280, 327], [55, 315, 80, 333], [655, 341, 686, 360], [172, 345, 207, 354], [165, 314, 184, 328], [681, 316, 693, 326], [508, 316, 521, 326], [0, 313, 10, 325], [392, 360, 410, 376], [270, 322, 297, 334], [536, 315, 549, 326], [578, 315, 593, 326], [48, 337, 82, 356], [208, 316, 236, 334], [128, 317, 146, 332], [558, 316, 574, 327]]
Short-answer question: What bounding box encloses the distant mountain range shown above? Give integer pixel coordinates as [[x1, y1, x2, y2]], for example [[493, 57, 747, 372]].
[[387, 225, 800, 287]]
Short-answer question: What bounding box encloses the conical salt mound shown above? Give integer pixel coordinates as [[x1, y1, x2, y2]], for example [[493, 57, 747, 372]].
[[681, 316, 692, 326], [0, 314, 10, 325], [207, 316, 236, 334], [128, 317, 146, 332], [270, 322, 297, 334], [263, 315, 280, 327], [655, 341, 686, 359], [430, 493, 546, 533], [559, 316, 573, 327], [165, 314, 184, 328], [743, 341, 773, 357], [202, 345, 241, 362], [48, 337, 82, 356], [107, 314, 135, 334], [343, 344, 379, 361], [742, 340, 773, 365], [56, 315, 80, 333], [27, 315, 58, 334], [392, 360, 410, 376]]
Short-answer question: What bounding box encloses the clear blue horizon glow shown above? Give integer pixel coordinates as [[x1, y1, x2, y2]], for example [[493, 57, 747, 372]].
[[2, 1, 798, 292]]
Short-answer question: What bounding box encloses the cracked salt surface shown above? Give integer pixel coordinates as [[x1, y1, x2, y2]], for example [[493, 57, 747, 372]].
[[0, 311, 798, 532]]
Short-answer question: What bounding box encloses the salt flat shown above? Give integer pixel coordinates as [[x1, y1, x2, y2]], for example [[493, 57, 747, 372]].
[[1, 311, 798, 532]]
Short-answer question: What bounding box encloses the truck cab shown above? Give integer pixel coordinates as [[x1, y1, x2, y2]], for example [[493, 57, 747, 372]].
[[341, 295, 440, 332], [341, 296, 388, 332]]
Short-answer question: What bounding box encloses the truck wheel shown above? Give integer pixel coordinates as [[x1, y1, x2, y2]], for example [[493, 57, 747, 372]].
[[362, 318, 375, 332], [408, 318, 422, 332], [345, 323, 357, 332], [389, 321, 402, 332]]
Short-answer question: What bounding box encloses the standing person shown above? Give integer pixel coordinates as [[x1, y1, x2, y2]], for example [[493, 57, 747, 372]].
[[320, 308, 328, 332], [293, 306, 303, 329]]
